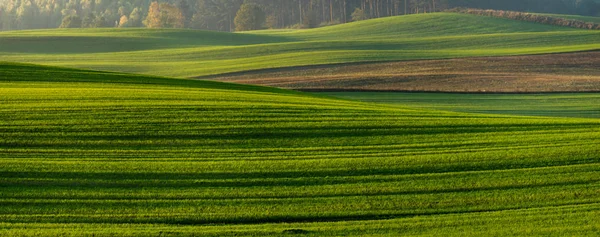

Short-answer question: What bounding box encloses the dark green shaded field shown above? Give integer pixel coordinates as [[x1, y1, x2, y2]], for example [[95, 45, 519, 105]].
[[1, 63, 599, 236]]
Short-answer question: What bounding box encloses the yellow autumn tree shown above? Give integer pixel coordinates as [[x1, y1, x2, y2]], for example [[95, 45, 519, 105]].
[[143, 1, 161, 28], [159, 3, 184, 28], [143, 1, 183, 28], [118, 15, 128, 27]]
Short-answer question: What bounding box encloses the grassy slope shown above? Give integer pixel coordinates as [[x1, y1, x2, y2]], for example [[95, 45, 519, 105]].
[[0, 62, 298, 94], [1, 13, 599, 77], [322, 92, 600, 118], [1, 63, 600, 236]]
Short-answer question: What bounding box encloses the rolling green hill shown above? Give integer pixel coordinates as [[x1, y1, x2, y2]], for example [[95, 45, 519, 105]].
[[1, 62, 600, 236], [1, 13, 599, 77], [257, 13, 581, 40]]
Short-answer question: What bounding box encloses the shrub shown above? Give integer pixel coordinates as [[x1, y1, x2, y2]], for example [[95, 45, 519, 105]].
[[287, 23, 307, 29], [319, 19, 341, 27], [351, 8, 369, 22]]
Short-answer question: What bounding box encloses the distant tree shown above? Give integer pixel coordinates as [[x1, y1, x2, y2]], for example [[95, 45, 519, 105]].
[[65, 0, 81, 15], [191, 0, 223, 30], [234, 3, 265, 31], [265, 14, 278, 29], [16, 0, 39, 29], [80, 0, 96, 16], [144, 1, 162, 28], [190, 0, 210, 29], [144, 2, 184, 28], [59, 15, 82, 28], [2, 0, 599, 31], [575, 0, 599, 16], [127, 8, 143, 27], [190, 14, 205, 29], [118, 6, 130, 18], [160, 3, 184, 28], [303, 9, 318, 28], [93, 16, 111, 28], [409, 0, 426, 13], [222, 0, 245, 31], [82, 13, 96, 28], [61, 9, 77, 18], [101, 8, 119, 26], [118, 15, 129, 27], [178, 0, 193, 28], [0, 6, 4, 31], [351, 8, 368, 21]]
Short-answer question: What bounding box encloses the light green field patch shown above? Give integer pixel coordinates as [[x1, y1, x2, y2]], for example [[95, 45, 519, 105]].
[[320, 92, 600, 118]]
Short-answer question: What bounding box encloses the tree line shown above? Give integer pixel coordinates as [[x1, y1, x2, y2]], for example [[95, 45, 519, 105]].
[[1, 0, 599, 32]]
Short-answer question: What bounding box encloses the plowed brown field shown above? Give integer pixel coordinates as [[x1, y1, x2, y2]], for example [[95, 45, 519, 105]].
[[204, 52, 600, 92]]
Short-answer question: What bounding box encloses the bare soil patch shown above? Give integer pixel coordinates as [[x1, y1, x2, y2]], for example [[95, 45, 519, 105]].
[[202, 52, 600, 93]]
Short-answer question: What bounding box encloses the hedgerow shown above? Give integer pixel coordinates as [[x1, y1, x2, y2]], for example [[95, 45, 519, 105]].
[[448, 8, 600, 30]]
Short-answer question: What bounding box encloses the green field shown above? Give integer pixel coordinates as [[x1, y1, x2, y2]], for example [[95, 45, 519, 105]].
[[322, 92, 600, 118], [1, 13, 600, 77], [1, 63, 600, 236], [2, 10, 600, 236]]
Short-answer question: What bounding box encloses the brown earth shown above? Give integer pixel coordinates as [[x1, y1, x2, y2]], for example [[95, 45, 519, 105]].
[[201, 51, 600, 93]]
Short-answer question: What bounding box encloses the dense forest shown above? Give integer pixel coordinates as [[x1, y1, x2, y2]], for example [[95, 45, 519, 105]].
[[1, 0, 599, 31]]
